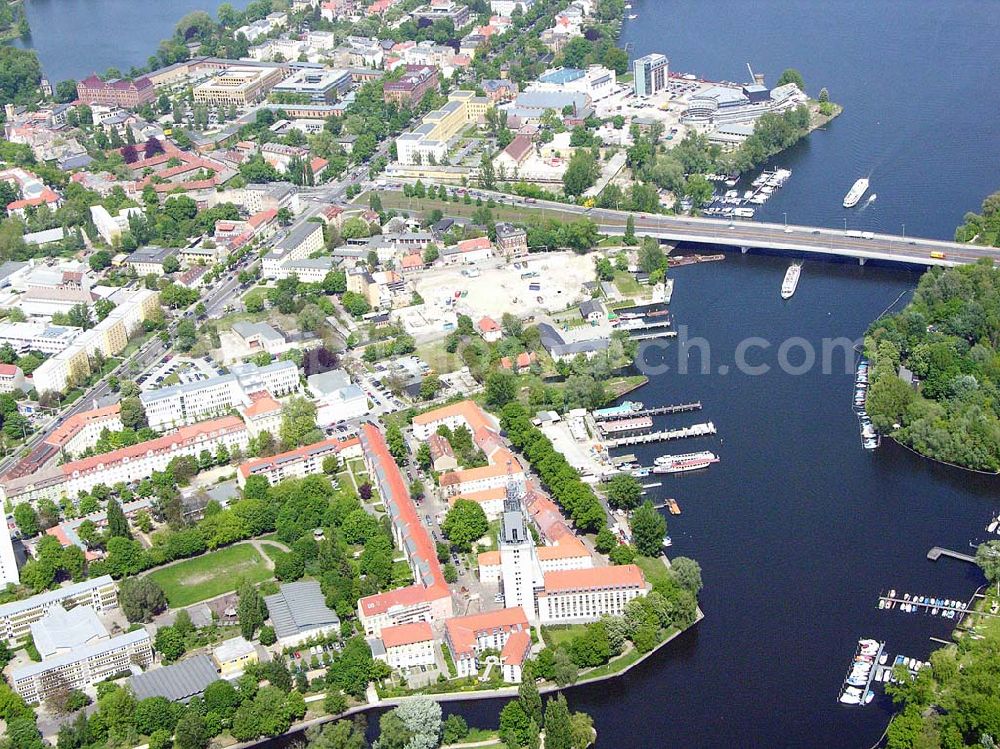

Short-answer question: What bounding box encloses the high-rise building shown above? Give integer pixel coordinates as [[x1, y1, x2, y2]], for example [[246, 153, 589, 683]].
[[634, 53, 669, 98], [498, 476, 544, 623]]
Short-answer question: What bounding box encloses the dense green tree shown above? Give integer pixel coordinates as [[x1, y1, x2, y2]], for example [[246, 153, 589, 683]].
[[776, 68, 806, 91], [631, 501, 667, 556], [544, 693, 574, 749], [106, 498, 132, 539], [236, 582, 267, 640], [671, 556, 703, 594], [118, 577, 167, 622], [442, 499, 489, 552], [605, 473, 642, 510]]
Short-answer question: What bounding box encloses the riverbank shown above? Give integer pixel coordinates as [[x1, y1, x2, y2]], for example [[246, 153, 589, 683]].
[[232, 606, 704, 749]]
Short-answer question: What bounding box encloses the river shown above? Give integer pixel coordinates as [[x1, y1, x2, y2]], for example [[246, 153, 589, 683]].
[[13, 0, 247, 84], [13, 0, 1000, 746]]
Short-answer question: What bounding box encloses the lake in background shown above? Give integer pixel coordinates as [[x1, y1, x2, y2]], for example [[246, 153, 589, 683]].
[[14, 0, 247, 84]]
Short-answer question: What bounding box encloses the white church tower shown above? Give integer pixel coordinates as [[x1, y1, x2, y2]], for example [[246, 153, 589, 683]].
[[499, 467, 544, 623]]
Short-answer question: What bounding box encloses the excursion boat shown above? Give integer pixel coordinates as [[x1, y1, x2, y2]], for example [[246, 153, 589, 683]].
[[781, 263, 802, 299], [653, 450, 720, 473], [843, 178, 870, 208]]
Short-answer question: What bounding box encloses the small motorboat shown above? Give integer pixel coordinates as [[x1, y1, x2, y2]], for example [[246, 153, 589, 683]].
[[878, 599, 885, 610], [864, 691, 875, 704], [904, 593, 911, 601], [889, 589, 896, 598], [878, 653, 888, 665], [988, 518, 998, 533], [840, 693, 861, 705], [931, 607, 939, 616]]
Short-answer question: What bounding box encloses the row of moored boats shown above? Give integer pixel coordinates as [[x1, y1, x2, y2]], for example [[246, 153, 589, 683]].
[[880, 590, 968, 618], [839, 639, 881, 705], [854, 358, 879, 450]]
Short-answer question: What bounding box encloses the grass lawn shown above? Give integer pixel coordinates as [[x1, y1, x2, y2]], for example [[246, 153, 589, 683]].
[[148, 544, 272, 607], [541, 623, 588, 648], [636, 555, 673, 590], [613, 271, 643, 297], [259, 543, 286, 563], [416, 338, 461, 375]]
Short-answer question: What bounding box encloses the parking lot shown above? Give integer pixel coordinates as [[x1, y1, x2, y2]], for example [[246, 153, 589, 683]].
[[138, 355, 223, 391]]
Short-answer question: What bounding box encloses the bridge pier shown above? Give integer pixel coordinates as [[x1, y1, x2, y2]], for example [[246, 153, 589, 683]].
[[741, 246, 749, 255]]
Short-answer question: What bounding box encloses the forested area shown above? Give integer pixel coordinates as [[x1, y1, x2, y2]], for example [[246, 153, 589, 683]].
[[955, 191, 1000, 246], [865, 259, 1000, 471]]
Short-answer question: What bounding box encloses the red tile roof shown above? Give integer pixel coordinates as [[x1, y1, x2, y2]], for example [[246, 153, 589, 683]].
[[45, 403, 121, 449], [412, 400, 497, 434], [381, 621, 434, 649], [456, 236, 492, 253], [445, 608, 528, 658], [63, 416, 245, 476], [540, 564, 646, 594], [500, 629, 531, 666], [477, 316, 500, 333], [238, 435, 359, 478], [357, 423, 450, 618]]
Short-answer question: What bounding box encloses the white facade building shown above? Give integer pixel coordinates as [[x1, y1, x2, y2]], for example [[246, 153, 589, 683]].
[[140, 360, 299, 431], [499, 491, 545, 623]]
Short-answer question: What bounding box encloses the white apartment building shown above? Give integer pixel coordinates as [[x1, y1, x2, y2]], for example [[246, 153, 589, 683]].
[[371, 622, 436, 670], [0, 321, 81, 354], [0, 576, 118, 640], [0, 416, 250, 506], [90, 204, 144, 245], [243, 182, 300, 215], [536, 565, 649, 624], [237, 435, 362, 487], [262, 221, 325, 278], [140, 360, 299, 431], [444, 608, 529, 679], [31, 288, 159, 395], [11, 608, 153, 703]]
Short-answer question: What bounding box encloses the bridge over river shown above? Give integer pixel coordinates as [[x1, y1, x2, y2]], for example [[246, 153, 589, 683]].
[[370, 185, 995, 267]]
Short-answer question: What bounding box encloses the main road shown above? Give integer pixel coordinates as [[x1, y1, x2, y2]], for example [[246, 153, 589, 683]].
[[310, 182, 996, 268]]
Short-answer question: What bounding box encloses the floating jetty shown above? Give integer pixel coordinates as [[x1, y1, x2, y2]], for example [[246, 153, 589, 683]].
[[599, 416, 654, 434], [631, 330, 678, 341], [927, 547, 977, 564], [605, 422, 716, 447], [666, 499, 681, 515], [839, 638, 882, 707], [877, 591, 973, 619], [594, 402, 702, 421]]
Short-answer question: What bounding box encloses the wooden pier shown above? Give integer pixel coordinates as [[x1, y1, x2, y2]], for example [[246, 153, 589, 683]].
[[605, 422, 716, 447], [927, 547, 977, 563], [630, 330, 678, 341], [595, 402, 702, 421]]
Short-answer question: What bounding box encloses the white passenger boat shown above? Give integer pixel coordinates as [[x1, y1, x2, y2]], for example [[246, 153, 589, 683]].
[[781, 263, 802, 299], [843, 178, 870, 208]]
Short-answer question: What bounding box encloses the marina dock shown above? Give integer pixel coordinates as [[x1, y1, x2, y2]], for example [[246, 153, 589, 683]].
[[927, 547, 977, 563], [630, 330, 678, 341], [594, 402, 702, 421], [605, 422, 717, 447], [599, 416, 654, 434]]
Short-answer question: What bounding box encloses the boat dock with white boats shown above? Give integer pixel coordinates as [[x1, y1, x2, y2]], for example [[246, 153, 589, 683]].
[[877, 589, 978, 619], [605, 422, 717, 447], [853, 357, 879, 449], [839, 639, 883, 706], [702, 168, 792, 219]]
